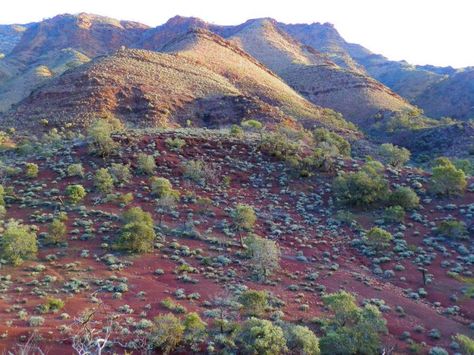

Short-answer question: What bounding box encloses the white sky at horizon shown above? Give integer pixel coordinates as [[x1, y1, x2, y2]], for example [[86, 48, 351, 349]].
[[1, 0, 473, 68]]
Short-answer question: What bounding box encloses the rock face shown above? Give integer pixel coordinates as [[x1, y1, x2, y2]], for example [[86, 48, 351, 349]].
[[0, 24, 29, 55], [414, 69, 474, 120]]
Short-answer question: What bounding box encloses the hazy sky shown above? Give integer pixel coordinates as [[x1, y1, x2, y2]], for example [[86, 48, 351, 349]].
[[1, 0, 473, 68]]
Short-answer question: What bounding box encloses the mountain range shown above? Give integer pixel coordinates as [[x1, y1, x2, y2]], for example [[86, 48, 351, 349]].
[[0, 13, 472, 154]]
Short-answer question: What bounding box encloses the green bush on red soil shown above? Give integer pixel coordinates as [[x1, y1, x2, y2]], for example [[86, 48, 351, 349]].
[[150, 177, 180, 199], [87, 119, 120, 157], [430, 157, 467, 196], [238, 289, 268, 318], [37, 297, 65, 313], [235, 317, 287, 355], [165, 137, 186, 151], [67, 163, 84, 177], [65, 184, 86, 204], [109, 163, 132, 184], [378, 143, 411, 168], [117, 207, 155, 253], [320, 291, 387, 355], [183, 312, 207, 346], [45, 218, 67, 245], [244, 234, 281, 281], [0, 184, 4, 206], [383, 205, 405, 223], [454, 334, 474, 355], [94, 168, 114, 194], [149, 313, 184, 354], [25, 162, 39, 178], [365, 227, 393, 251], [313, 127, 351, 157], [436, 220, 468, 239], [230, 124, 244, 138], [388, 186, 420, 210], [285, 324, 321, 355], [0, 219, 38, 265], [137, 153, 156, 175], [333, 161, 389, 208]]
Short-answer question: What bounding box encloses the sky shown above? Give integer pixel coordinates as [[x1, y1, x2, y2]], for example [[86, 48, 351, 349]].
[[1, 0, 473, 68]]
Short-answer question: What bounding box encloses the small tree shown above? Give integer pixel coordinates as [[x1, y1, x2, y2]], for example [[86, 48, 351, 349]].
[[117, 207, 155, 253], [383, 205, 405, 224], [430, 159, 467, 196], [25, 163, 39, 178], [244, 234, 280, 280], [149, 313, 184, 354], [235, 318, 287, 355], [137, 153, 156, 175], [87, 119, 119, 157], [285, 324, 320, 355], [94, 168, 114, 194], [238, 289, 268, 317], [378, 143, 410, 168], [333, 161, 389, 208], [320, 291, 387, 355], [46, 218, 67, 245], [66, 184, 87, 204], [231, 204, 256, 246], [0, 220, 38, 265], [366, 227, 392, 251]]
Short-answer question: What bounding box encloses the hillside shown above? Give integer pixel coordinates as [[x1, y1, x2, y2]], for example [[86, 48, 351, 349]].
[[0, 128, 472, 353], [414, 69, 474, 120], [0, 24, 28, 56], [225, 18, 416, 126], [2, 43, 351, 132]]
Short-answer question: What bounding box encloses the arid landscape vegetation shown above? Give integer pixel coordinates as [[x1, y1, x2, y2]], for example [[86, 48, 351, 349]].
[[0, 11, 473, 355]]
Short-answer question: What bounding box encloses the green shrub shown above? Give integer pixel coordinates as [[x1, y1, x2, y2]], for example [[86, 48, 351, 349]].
[[232, 204, 257, 246], [366, 227, 392, 251], [378, 143, 410, 168], [235, 318, 287, 355], [38, 297, 65, 313], [183, 312, 207, 345], [430, 158, 467, 196], [436, 220, 468, 239], [238, 289, 268, 317], [182, 160, 210, 184], [150, 177, 180, 199], [46, 218, 67, 245], [453, 159, 473, 176], [165, 137, 186, 151], [87, 119, 119, 157], [65, 184, 86, 204], [161, 297, 187, 314], [25, 162, 39, 178], [333, 161, 389, 208], [67, 163, 84, 177], [28, 316, 45, 327], [137, 153, 156, 175], [149, 313, 184, 354], [286, 324, 320, 355], [389, 186, 419, 210], [313, 127, 351, 157], [383, 205, 405, 223], [94, 168, 114, 194], [230, 124, 244, 137], [117, 207, 155, 253], [454, 334, 474, 355], [109, 163, 132, 184], [0, 220, 38, 265]]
